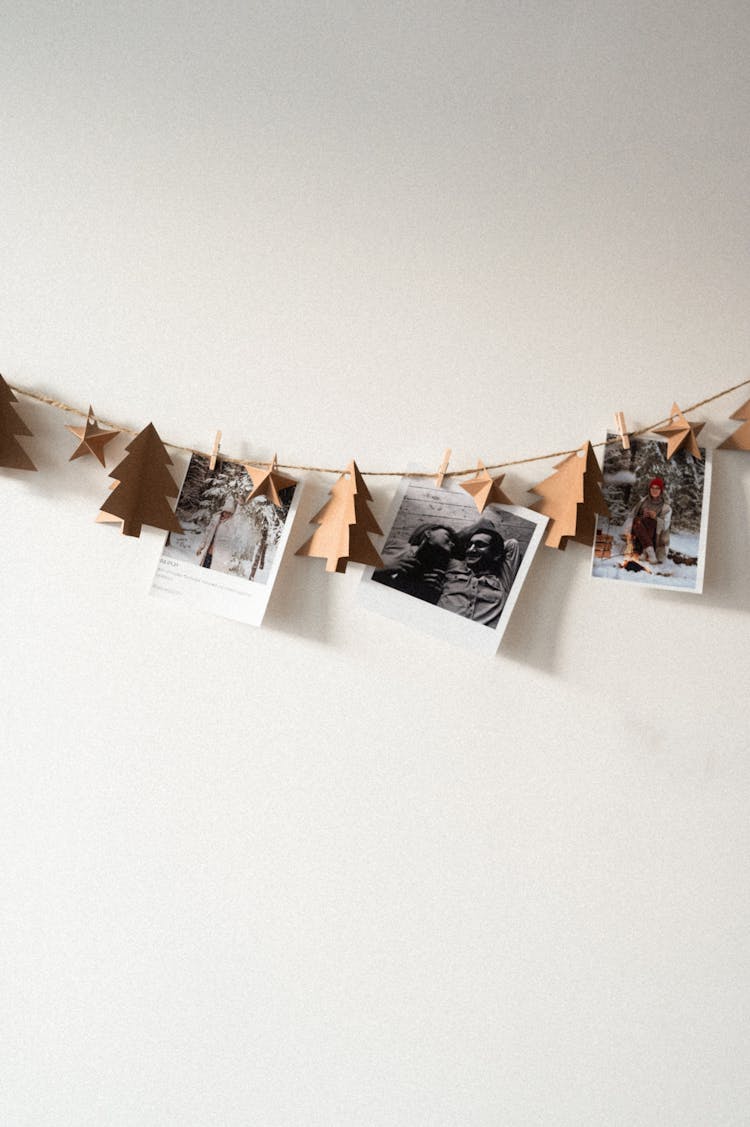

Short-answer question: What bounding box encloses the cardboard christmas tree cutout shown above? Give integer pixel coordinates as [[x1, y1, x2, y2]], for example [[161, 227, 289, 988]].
[[460, 460, 514, 511], [296, 460, 384, 573], [95, 480, 121, 524], [719, 397, 750, 451], [0, 375, 36, 470], [97, 422, 183, 538], [529, 441, 609, 550]]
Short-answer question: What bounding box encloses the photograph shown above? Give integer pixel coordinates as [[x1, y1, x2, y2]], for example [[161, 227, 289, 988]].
[[151, 453, 302, 624], [357, 477, 547, 656], [591, 432, 712, 593]]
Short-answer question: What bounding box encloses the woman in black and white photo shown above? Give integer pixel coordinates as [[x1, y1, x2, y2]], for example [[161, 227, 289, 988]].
[[372, 522, 457, 604]]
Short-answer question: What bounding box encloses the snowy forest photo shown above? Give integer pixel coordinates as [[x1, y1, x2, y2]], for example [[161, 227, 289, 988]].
[[163, 454, 295, 584], [592, 433, 710, 591]]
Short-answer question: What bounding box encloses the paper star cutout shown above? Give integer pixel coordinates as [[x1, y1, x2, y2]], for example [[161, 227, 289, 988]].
[[66, 406, 119, 466], [244, 455, 297, 506], [459, 461, 514, 511], [653, 402, 704, 460]]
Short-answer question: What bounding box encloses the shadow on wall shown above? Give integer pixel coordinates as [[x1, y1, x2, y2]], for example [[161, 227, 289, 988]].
[[487, 536, 578, 677], [660, 451, 750, 616]]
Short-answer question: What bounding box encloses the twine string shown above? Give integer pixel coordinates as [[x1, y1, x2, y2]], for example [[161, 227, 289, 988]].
[[9, 375, 750, 479]]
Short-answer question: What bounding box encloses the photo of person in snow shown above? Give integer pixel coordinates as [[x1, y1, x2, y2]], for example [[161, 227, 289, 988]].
[[163, 454, 295, 585], [627, 477, 672, 564], [591, 432, 711, 593], [196, 496, 238, 569]]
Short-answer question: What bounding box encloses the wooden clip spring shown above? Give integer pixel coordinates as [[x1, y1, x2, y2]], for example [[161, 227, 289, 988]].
[[435, 448, 451, 489], [614, 413, 630, 450], [209, 430, 222, 471]]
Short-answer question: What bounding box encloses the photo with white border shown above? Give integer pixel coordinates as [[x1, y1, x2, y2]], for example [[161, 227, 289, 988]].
[[151, 453, 302, 625], [591, 431, 712, 593], [357, 476, 547, 656]]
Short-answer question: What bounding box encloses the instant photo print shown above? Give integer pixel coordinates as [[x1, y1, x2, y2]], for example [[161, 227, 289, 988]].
[[151, 453, 302, 625], [357, 476, 547, 656], [591, 431, 712, 593]]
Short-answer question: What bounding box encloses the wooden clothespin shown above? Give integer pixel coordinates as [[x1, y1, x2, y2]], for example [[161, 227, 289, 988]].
[[209, 430, 222, 471], [614, 412, 630, 450], [435, 448, 451, 489]]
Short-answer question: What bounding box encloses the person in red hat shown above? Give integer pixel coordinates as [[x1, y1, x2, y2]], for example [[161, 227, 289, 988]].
[[626, 477, 672, 564]]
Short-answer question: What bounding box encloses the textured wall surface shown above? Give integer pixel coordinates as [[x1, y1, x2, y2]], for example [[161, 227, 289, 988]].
[[2, 4, 749, 1124]]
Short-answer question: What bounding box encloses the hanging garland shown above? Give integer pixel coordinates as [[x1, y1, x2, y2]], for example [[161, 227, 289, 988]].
[[6, 374, 750, 478], [0, 371, 747, 585]]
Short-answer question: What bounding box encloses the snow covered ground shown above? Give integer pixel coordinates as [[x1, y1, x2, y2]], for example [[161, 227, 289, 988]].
[[162, 510, 279, 585], [591, 527, 704, 591]]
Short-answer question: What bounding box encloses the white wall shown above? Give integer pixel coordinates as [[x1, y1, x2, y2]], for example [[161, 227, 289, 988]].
[[2, 4, 749, 1124]]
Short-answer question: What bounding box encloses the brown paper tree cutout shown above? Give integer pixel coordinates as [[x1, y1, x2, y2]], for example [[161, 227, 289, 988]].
[[529, 441, 609, 550], [460, 460, 514, 511], [66, 405, 120, 466], [296, 460, 384, 573], [97, 422, 183, 538], [718, 397, 750, 451], [653, 402, 703, 460], [245, 454, 297, 506], [0, 375, 36, 470], [95, 480, 121, 524]]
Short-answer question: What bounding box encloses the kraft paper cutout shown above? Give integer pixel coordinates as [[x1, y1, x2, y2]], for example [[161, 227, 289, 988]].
[[296, 459, 384, 573], [66, 405, 119, 466], [653, 402, 704, 460], [95, 480, 121, 523], [718, 397, 750, 451], [530, 441, 610, 550], [0, 374, 36, 470], [245, 454, 297, 506], [460, 460, 514, 512], [98, 422, 183, 538]]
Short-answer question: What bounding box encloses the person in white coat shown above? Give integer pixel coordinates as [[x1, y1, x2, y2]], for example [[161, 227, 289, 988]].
[[196, 496, 238, 570]]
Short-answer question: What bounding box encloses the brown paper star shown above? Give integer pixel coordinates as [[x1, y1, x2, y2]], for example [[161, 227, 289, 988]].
[[653, 402, 703, 460], [244, 454, 297, 506], [459, 460, 514, 511], [66, 405, 119, 466]]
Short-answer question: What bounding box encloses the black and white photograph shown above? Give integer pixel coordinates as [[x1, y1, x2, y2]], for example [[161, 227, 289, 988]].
[[591, 432, 712, 593], [151, 453, 302, 624], [357, 478, 547, 655]]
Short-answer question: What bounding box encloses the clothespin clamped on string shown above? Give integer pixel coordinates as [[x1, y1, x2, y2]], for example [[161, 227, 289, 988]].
[[209, 430, 222, 471], [435, 448, 451, 489], [614, 412, 630, 450]]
